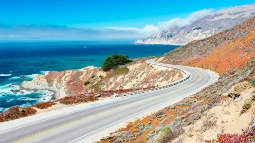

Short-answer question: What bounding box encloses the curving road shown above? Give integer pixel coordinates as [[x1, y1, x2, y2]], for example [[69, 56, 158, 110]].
[[0, 60, 219, 143]]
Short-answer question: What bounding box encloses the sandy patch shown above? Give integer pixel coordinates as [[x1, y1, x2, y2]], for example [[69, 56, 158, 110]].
[[173, 87, 254, 143]]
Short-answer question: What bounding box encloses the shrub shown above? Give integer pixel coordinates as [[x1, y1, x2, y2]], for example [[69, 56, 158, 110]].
[[58, 95, 98, 105], [62, 101, 72, 105], [217, 133, 248, 143], [34, 102, 56, 109], [102, 54, 132, 71], [159, 126, 171, 137], [227, 93, 240, 99], [0, 106, 37, 122], [91, 81, 101, 91], [241, 96, 255, 114], [157, 126, 172, 142], [250, 79, 255, 86], [99, 75, 103, 79], [114, 67, 129, 75], [84, 81, 90, 86]]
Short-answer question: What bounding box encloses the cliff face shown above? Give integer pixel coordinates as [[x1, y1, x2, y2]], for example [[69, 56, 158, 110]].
[[158, 17, 255, 75], [22, 59, 184, 99], [136, 4, 255, 45]]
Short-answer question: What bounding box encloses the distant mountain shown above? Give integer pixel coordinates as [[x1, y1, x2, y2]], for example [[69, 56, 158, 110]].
[[136, 4, 255, 45]]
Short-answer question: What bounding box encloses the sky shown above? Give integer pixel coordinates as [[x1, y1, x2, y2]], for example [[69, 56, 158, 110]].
[[0, 0, 253, 41]]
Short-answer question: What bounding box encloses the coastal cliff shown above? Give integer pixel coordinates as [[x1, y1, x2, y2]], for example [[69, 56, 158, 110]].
[[22, 59, 184, 99]]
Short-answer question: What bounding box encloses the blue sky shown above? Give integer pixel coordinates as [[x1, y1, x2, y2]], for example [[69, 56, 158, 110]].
[[0, 0, 253, 40]]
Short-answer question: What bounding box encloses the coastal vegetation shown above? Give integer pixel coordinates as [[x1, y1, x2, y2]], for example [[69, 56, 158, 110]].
[[0, 106, 37, 122], [91, 81, 102, 91], [102, 54, 132, 71], [113, 67, 129, 75], [84, 81, 90, 86], [250, 79, 255, 86], [241, 95, 255, 114]]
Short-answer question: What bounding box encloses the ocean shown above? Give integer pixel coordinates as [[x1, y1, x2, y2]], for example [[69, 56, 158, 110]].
[[0, 41, 178, 113]]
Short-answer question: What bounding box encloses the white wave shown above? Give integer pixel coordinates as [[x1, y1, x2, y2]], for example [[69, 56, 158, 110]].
[[25, 74, 38, 79], [6, 98, 15, 103], [0, 84, 34, 95], [17, 90, 34, 95], [0, 84, 19, 94], [9, 76, 21, 80], [40, 71, 49, 75], [19, 97, 37, 101], [0, 74, 12, 77], [20, 103, 34, 108], [0, 108, 5, 113], [10, 73, 40, 81], [38, 90, 54, 102]]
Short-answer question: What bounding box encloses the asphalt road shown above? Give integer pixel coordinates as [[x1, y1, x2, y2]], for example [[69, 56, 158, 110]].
[[0, 60, 219, 143]]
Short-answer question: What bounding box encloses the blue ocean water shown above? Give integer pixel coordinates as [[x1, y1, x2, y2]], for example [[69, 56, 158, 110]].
[[0, 41, 177, 113]]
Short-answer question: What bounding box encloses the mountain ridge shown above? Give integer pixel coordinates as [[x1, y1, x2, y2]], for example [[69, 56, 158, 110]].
[[136, 4, 255, 45]]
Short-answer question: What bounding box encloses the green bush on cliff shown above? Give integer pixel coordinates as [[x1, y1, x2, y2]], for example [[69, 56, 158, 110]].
[[250, 79, 255, 86], [241, 95, 255, 114], [102, 54, 132, 71], [114, 67, 129, 75], [91, 81, 102, 91], [84, 81, 90, 86]]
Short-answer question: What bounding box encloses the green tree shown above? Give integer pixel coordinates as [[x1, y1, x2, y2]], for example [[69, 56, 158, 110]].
[[102, 54, 132, 71]]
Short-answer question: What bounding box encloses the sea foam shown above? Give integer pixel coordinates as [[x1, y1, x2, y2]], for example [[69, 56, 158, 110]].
[[0, 84, 33, 95], [40, 71, 49, 75], [25, 74, 38, 79], [9, 76, 21, 80], [0, 74, 12, 77], [39, 90, 54, 102]]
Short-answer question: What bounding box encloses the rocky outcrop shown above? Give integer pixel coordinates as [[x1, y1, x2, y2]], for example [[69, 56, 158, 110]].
[[136, 4, 255, 45], [22, 66, 104, 99], [22, 59, 184, 99]]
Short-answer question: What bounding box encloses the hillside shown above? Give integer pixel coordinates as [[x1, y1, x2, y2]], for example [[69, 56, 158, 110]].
[[136, 4, 255, 45], [98, 17, 255, 143], [158, 17, 255, 75]]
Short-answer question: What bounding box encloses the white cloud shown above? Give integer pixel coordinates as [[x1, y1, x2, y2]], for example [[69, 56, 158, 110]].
[[104, 9, 213, 37], [106, 24, 159, 36], [158, 9, 213, 30], [142, 25, 159, 34]]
